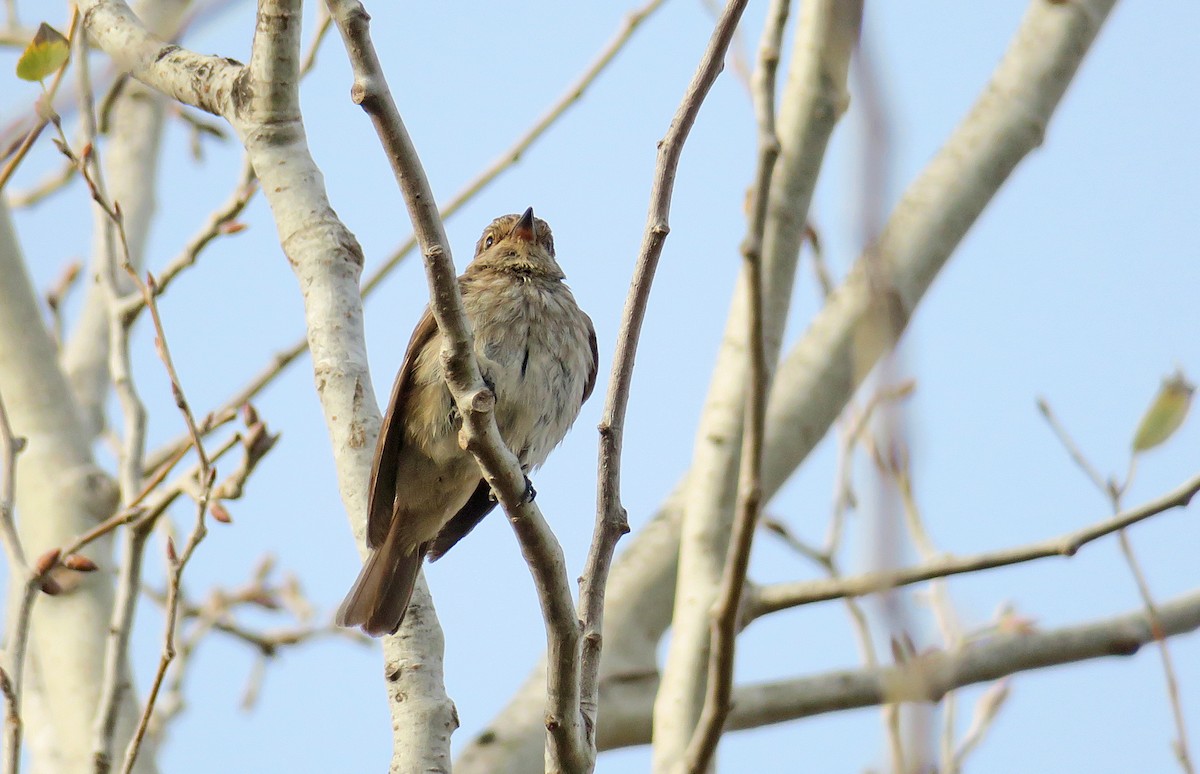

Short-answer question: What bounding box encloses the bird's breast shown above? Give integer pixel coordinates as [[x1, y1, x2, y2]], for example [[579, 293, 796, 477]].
[[467, 279, 591, 468]]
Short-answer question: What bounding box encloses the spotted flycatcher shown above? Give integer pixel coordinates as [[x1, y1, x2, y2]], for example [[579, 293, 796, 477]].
[[336, 207, 598, 636]]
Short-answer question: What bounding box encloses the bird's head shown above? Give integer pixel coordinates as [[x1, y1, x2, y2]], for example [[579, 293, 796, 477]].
[[469, 207, 563, 280]]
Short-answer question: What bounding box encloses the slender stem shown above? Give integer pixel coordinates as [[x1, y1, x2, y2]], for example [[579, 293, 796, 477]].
[[683, 0, 789, 768], [325, 1, 585, 769], [749, 470, 1200, 618], [0, 388, 28, 774]]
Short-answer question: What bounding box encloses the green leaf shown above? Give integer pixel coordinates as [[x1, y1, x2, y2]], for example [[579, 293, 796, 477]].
[[16, 23, 70, 83], [1132, 370, 1195, 453]]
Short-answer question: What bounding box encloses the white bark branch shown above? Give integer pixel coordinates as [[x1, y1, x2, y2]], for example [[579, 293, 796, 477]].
[[760, 0, 1118, 498], [653, 3, 861, 768], [596, 588, 1200, 748], [61, 0, 188, 440], [75, 0, 461, 770], [0, 199, 130, 772], [750, 470, 1200, 617], [468, 0, 1120, 769]]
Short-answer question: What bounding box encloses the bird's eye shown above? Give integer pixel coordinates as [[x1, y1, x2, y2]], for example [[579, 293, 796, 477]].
[[484, 234, 495, 248]]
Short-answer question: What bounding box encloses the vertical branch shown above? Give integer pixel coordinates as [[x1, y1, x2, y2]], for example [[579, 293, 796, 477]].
[[586, 0, 753, 749], [653, 3, 861, 768], [61, 0, 185, 439], [683, 0, 789, 768], [324, 3, 589, 770], [70, 45, 154, 774], [1040, 399, 1193, 773], [0, 388, 27, 774], [117, 268, 214, 774], [58, 28, 160, 769]]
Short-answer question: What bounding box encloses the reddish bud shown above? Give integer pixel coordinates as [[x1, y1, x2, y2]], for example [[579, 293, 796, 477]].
[[34, 548, 61, 576], [220, 221, 248, 235], [166, 537, 178, 563], [210, 502, 232, 524], [63, 554, 99, 572], [38, 576, 63, 596]]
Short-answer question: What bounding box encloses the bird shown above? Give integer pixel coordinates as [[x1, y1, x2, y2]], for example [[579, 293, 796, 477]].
[[336, 207, 598, 636]]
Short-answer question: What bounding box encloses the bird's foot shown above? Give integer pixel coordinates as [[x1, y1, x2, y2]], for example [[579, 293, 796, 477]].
[[486, 477, 536, 504]]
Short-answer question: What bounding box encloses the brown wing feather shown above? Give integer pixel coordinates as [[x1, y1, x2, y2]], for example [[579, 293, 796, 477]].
[[367, 307, 439, 549], [426, 479, 498, 561], [582, 315, 599, 404]]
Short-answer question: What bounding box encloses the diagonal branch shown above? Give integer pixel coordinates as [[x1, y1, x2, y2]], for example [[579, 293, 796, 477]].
[[324, 1, 584, 770], [595, 587, 1200, 748], [584, 0, 754, 764], [654, 2, 861, 768], [748, 470, 1200, 618], [684, 0, 791, 767]]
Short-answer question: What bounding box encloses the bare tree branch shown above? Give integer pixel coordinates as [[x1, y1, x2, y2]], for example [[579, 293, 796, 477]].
[[0, 387, 27, 774], [596, 588, 1200, 749], [685, 0, 790, 767], [748, 470, 1200, 617], [465, 2, 1123, 768], [654, 3, 861, 768]]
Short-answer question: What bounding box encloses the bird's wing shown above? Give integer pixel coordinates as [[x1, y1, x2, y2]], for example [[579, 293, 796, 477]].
[[426, 480, 498, 561], [582, 314, 599, 404], [366, 307, 439, 549]]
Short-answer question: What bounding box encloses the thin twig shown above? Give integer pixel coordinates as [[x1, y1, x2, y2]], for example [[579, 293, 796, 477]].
[[952, 680, 1010, 770], [0, 388, 28, 774], [1036, 398, 1107, 491], [299, 1, 331, 77], [749, 470, 1200, 618], [4, 158, 77, 207], [143, 0, 665, 476], [684, 0, 788, 768], [585, 2, 755, 766], [0, 9, 78, 191], [117, 157, 257, 321], [117, 220, 221, 774], [65, 30, 155, 772], [1040, 397, 1194, 773], [326, 1, 588, 769], [121, 488, 213, 774]]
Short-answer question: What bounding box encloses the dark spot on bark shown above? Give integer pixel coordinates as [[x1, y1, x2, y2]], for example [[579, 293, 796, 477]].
[[154, 45, 180, 63], [477, 730, 497, 745]]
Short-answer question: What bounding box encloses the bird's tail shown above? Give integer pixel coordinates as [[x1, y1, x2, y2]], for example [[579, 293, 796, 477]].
[[336, 524, 425, 637]]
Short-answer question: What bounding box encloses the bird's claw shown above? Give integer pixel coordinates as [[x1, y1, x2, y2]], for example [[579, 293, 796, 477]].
[[486, 477, 536, 504]]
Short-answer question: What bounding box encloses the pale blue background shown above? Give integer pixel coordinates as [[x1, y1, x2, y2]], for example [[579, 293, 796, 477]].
[[3, 1, 1199, 771]]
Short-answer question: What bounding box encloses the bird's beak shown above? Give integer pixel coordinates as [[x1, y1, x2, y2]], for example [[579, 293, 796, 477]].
[[511, 207, 536, 242]]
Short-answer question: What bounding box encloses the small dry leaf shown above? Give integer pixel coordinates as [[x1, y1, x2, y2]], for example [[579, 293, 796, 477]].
[[210, 502, 232, 524], [16, 23, 70, 82], [1132, 370, 1195, 453], [62, 554, 98, 572]]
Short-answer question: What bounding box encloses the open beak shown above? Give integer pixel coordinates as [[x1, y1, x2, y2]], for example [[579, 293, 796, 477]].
[[511, 207, 536, 242]]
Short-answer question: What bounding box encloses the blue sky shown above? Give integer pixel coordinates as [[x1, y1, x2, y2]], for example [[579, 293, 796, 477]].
[[3, 1, 1199, 771]]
